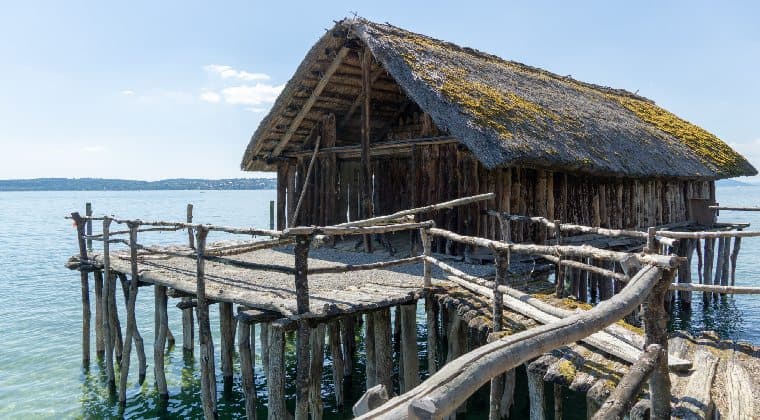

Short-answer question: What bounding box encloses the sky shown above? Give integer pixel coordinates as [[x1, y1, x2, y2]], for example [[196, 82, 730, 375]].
[[1, 1, 759, 181]]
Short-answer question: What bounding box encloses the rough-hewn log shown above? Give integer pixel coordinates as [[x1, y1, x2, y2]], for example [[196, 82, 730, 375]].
[[526, 369, 546, 420], [592, 344, 661, 420], [365, 312, 377, 389], [730, 236, 742, 286], [72, 212, 91, 367], [94, 270, 104, 359], [328, 321, 345, 407], [425, 294, 438, 376], [659, 229, 760, 239], [268, 320, 287, 420], [101, 218, 115, 388], [400, 303, 419, 393], [353, 384, 390, 417], [294, 234, 311, 420], [182, 296, 194, 352], [118, 223, 140, 405], [643, 269, 674, 420], [154, 284, 169, 398], [489, 250, 509, 419], [195, 226, 218, 418], [239, 320, 256, 420], [307, 255, 423, 275], [220, 302, 235, 386], [375, 308, 394, 394], [360, 265, 664, 419], [360, 47, 373, 252], [309, 324, 326, 420]]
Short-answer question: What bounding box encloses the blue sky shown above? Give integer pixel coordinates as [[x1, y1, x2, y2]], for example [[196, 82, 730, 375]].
[[1, 1, 759, 180]]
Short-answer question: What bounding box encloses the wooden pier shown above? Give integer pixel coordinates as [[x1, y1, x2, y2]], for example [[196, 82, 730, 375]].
[[67, 195, 760, 419]]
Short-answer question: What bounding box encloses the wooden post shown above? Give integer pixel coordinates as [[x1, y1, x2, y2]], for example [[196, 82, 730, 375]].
[[109, 274, 123, 365], [421, 228, 432, 287], [730, 236, 742, 287], [260, 322, 270, 376], [183, 205, 195, 350], [328, 321, 345, 407], [375, 308, 393, 394], [309, 324, 326, 420], [554, 384, 563, 420], [220, 302, 235, 388], [360, 47, 373, 252], [101, 218, 115, 389], [490, 249, 509, 419], [425, 294, 438, 376], [154, 284, 169, 399], [527, 369, 546, 420], [365, 312, 377, 389], [271, 199, 277, 230], [187, 203, 194, 248], [268, 320, 287, 420], [195, 225, 218, 418], [118, 222, 140, 405], [400, 303, 419, 393], [117, 273, 147, 385], [94, 270, 104, 359], [72, 212, 91, 368], [239, 321, 256, 420], [703, 238, 715, 302], [85, 202, 93, 250], [554, 220, 564, 298], [341, 316, 356, 387], [294, 235, 311, 420], [643, 252, 673, 420]]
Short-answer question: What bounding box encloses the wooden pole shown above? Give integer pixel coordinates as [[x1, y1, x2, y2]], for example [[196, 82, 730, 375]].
[[154, 284, 169, 399], [118, 222, 140, 405], [268, 320, 287, 420], [294, 235, 311, 420], [490, 249, 509, 419], [328, 321, 345, 407], [72, 212, 91, 368], [554, 220, 564, 297], [86, 202, 93, 251], [592, 344, 661, 420], [360, 47, 373, 252], [219, 302, 235, 388], [195, 225, 218, 418], [643, 259, 673, 420], [101, 218, 115, 389], [374, 308, 393, 394], [527, 369, 546, 420], [365, 312, 377, 389], [110, 274, 123, 365], [730, 236, 742, 287], [425, 294, 438, 376], [554, 384, 563, 420], [260, 322, 270, 376], [239, 321, 257, 420], [117, 273, 146, 385], [341, 317, 356, 387], [187, 203, 195, 248], [309, 324, 326, 420], [421, 228, 432, 287], [183, 203, 196, 352], [400, 303, 419, 393], [270, 199, 276, 230], [94, 270, 104, 359]]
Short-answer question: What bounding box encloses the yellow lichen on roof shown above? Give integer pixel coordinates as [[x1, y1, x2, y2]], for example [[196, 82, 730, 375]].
[[608, 95, 747, 176]]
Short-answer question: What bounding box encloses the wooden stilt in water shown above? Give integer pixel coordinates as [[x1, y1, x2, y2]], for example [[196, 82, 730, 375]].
[[238, 321, 256, 420], [527, 369, 546, 420], [400, 302, 419, 393], [118, 273, 147, 385], [154, 284, 169, 399], [261, 322, 270, 376], [425, 294, 438, 375], [94, 270, 104, 359], [328, 320, 345, 407], [195, 226, 218, 418], [181, 297, 194, 353], [365, 312, 377, 389], [118, 222, 140, 405], [730, 236, 742, 287], [268, 320, 287, 420], [219, 302, 235, 389], [341, 316, 356, 386], [375, 308, 393, 394], [554, 384, 563, 420], [703, 238, 715, 302], [72, 212, 91, 368], [101, 219, 115, 389], [500, 370, 516, 418], [110, 274, 123, 365], [309, 324, 326, 420], [490, 249, 509, 419], [294, 235, 311, 420]]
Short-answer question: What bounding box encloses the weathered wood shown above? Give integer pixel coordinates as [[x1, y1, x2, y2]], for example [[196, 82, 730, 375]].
[[543, 254, 629, 283], [375, 308, 394, 394], [238, 320, 256, 420], [195, 226, 218, 418], [328, 321, 345, 407], [94, 270, 104, 359], [294, 235, 311, 420], [527, 369, 546, 420], [261, 322, 270, 376], [592, 344, 661, 420], [360, 47, 373, 252], [101, 219, 115, 388], [341, 316, 356, 382], [276, 164, 288, 230], [554, 384, 563, 420], [154, 284, 169, 398], [290, 134, 322, 228], [359, 265, 664, 419], [730, 236, 742, 286], [425, 294, 438, 376], [353, 384, 390, 417], [725, 354, 754, 420], [268, 320, 287, 420], [365, 312, 377, 389], [489, 249, 509, 419], [659, 229, 760, 239], [668, 283, 760, 294], [307, 255, 423, 275], [72, 212, 91, 367], [642, 268, 674, 420], [187, 203, 194, 249], [219, 302, 235, 385], [500, 370, 516, 419], [109, 274, 123, 365], [400, 303, 419, 393], [118, 223, 140, 405], [309, 324, 326, 420], [703, 238, 715, 300], [672, 347, 717, 419], [271, 47, 349, 156], [181, 296, 194, 352], [421, 229, 432, 287]]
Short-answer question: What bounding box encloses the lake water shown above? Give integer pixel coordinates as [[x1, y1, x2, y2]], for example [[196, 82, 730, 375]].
[[0, 187, 758, 418]]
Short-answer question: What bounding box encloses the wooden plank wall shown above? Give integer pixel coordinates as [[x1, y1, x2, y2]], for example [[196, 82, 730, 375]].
[[278, 143, 714, 255]]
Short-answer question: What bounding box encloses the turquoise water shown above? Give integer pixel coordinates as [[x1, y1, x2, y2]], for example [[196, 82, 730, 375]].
[[0, 187, 759, 418]]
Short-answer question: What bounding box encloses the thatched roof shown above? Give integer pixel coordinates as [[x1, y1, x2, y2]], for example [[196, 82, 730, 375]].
[[242, 18, 756, 179]]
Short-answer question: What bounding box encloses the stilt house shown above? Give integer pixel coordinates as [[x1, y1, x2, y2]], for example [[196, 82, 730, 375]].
[[241, 18, 756, 252]]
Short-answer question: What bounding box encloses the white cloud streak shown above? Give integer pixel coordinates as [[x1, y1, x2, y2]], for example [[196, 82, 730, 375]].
[[203, 64, 271, 81], [221, 83, 284, 106], [121, 90, 135, 96], [200, 89, 221, 103]]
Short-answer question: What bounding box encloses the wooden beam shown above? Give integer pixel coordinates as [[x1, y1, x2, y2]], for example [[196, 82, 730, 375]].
[[271, 47, 349, 157], [360, 47, 373, 252], [340, 64, 385, 129], [282, 136, 458, 159]]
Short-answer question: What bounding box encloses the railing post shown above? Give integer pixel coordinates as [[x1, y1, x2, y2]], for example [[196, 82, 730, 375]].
[[421, 228, 432, 287], [270, 200, 276, 230], [195, 225, 218, 419], [71, 212, 91, 368], [643, 227, 672, 419], [85, 202, 93, 251], [489, 247, 510, 419], [182, 204, 195, 354], [294, 234, 311, 420], [101, 218, 115, 390], [554, 220, 564, 298], [186, 204, 194, 249], [119, 222, 141, 405]]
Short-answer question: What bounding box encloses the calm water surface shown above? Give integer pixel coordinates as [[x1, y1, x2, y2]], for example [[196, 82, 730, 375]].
[[1, 187, 759, 418]]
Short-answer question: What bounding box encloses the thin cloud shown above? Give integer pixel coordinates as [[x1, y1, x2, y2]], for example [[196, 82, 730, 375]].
[[222, 83, 284, 106], [203, 64, 270, 81], [121, 90, 135, 96], [200, 89, 221, 103]]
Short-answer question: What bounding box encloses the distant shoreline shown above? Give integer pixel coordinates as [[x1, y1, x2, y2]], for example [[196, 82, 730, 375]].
[[0, 177, 277, 192]]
